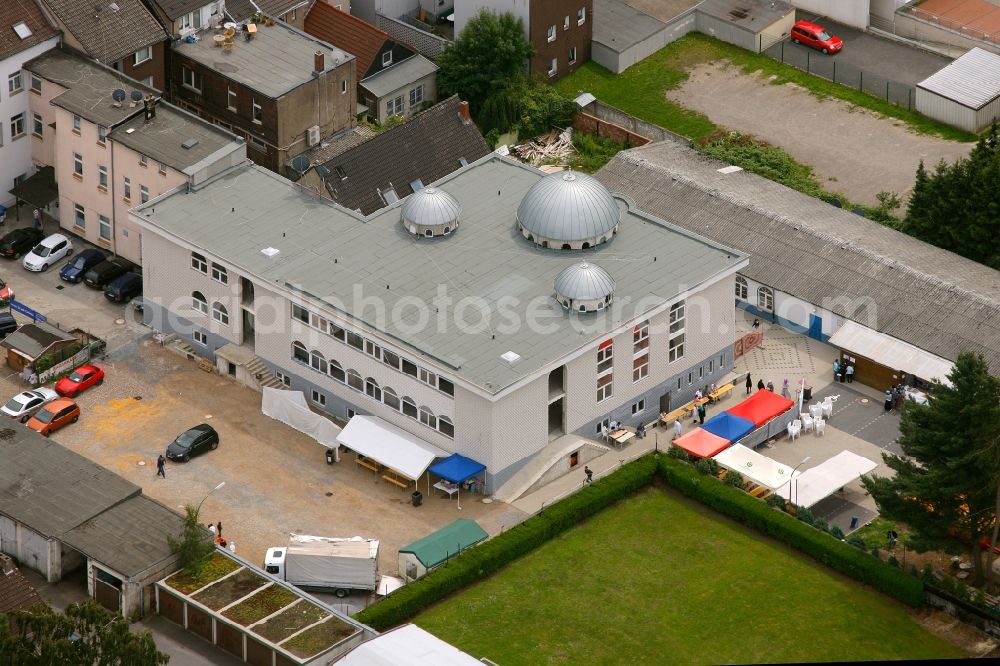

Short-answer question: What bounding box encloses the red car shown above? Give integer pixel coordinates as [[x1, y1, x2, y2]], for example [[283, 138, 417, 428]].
[[0, 277, 13, 301], [791, 20, 843, 54], [55, 363, 104, 397]]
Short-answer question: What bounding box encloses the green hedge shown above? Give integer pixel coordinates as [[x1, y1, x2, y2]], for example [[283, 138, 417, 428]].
[[655, 455, 924, 607], [354, 456, 658, 630]]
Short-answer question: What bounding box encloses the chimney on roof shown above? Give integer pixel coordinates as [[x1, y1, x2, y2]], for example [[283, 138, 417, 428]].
[[0, 553, 15, 576], [458, 100, 471, 124], [143, 94, 158, 122], [314, 50, 325, 75]]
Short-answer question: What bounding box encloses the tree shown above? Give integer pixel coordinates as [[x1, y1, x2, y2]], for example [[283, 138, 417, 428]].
[[167, 504, 215, 574], [437, 10, 533, 115], [0, 599, 168, 665], [861, 353, 1000, 585], [478, 77, 576, 139], [901, 123, 1000, 269]]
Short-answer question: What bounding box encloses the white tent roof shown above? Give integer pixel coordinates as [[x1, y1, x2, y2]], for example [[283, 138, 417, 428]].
[[336, 415, 448, 480], [829, 320, 954, 385], [335, 624, 482, 665], [776, 451, 878, 508], [713, 444, 799, 490]]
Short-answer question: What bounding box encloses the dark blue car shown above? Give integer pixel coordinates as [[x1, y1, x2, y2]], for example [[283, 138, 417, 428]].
[[60, 248, 107, 283]]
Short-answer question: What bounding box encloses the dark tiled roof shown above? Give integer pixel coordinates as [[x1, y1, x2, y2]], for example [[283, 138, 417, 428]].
[[227, 0, 309, 21], [40, 0, 166, 65], [0, 0, 59, 61], [322, 97, 489, 215], [0, 567, 43, 613], [305, 1, 400, 76], [0, 321, 75, 360], [597, 141, 1000, 373], [147, 0, 212, 21]]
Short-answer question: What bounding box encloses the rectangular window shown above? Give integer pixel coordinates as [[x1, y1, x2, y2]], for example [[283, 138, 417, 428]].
[[134, 46, 152, 65], [409, 84, 424, 108], [72, 114, 81, 132], [402, 358, 418, 378], [633, 321, 649, 382], [418, 367, 436, 387], [9, 113, 24, 139], [438, 377, 454, 396], [123, 177, 131, 201], [74, 203, 85, 229], [564, 15, 569, 30], [720, 352, 726, 368], [341, 79, 347, 94], [669, 302, 685, 363], [578, 7, 586, 25], [98, 165, 108, 189], [382, 51, 392, 66], [252, 99, 262, 123], [99, 215, 111, 240], [346, 331, 364, 351], [182, 66, 201, 92], [386, 95, 403, 117], [97, 125, 106, 144], [227, 87, 237, 111], [382, 349, 400, 370], [311, 389, 326, 406], [669, 333, 685, 363], [193, 330, 207, 346], [548, 58, 557, 77], [158, 162, 167, 175], [631, 399, 645, 415], [8, 71, 22, 94], [73, 153, 83, 177], [140, 185, 149, 203], [31, 112, 42, 137], [30, 75, 41, 94], [275, 371, 291, 386], [139, 154, 148, 167], [597, 340, 613, 402], [364, 339, 381, 359], [291, 303, 309, 324], [211, 263, 228, 284], [547, 25, 556, 42], [569, 46, 577, 64], [699, 366, 704, 379]]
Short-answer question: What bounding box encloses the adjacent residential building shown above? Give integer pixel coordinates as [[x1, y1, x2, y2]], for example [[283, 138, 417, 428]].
[[352, 0, 451, 24], [454, 0, 592, 80], [300, 95, 490, 213], [226, 0, 314, 29], [305, 2, 437, 123], [37, 0, 168, 90], [142, 0, 228, 37], [0, 0, 60, 208], [133, 151, 746, 496], [24, 48, 245, 263], [169, 18, 355, 173]]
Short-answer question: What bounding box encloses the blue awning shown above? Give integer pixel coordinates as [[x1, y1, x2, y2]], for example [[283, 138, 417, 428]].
[[428, 454, 486, 484], [701, 412, 755, 442]]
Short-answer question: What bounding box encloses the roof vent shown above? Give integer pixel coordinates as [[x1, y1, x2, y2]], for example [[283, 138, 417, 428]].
[[261, 247, 280, 258], [109, 2, 120, 12], [182, 138, 199, 150], [501, 351, 521, 365]]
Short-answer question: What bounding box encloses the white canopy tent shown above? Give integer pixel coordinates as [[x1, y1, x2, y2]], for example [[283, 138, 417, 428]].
[[335, 624, 481, 665], [336, 415, 448, 481], [776, 451, 878, 508], [828, 320, 954, 385], [261, 388, 342, 460], [713, 444, 800, 490]]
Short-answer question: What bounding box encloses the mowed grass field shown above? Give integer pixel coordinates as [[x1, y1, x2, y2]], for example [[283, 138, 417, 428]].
[[415, 488, 963, 664]]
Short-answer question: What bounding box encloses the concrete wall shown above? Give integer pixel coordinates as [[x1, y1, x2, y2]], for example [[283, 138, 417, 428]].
[[0, 37, 61, 207], [581, 100, 691, 145], [276, 59, 356, 168], [791, 0, 870, 29], [696, 13, 758, 52]]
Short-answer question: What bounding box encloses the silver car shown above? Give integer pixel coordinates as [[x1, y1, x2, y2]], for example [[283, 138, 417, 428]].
[[1, 388, 59, 422]]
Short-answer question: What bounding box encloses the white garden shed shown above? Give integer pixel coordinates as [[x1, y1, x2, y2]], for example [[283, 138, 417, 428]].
[[916, 48, 1000, 133]]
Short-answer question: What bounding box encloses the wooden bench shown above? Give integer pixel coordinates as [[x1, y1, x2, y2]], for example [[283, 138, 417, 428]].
[[382, 474, 409, 490], [708, 383, 735, 403], [661, 405, 692, 426], [750, 485, 769, 498], [356, 457, 379, 473], [198, 358, 214, 373]]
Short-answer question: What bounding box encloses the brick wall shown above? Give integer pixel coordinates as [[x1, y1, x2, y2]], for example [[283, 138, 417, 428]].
[[573, 112, 651, 147]]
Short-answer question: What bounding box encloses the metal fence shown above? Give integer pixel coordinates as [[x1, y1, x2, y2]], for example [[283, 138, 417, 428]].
[[762, 39, 915, 110]]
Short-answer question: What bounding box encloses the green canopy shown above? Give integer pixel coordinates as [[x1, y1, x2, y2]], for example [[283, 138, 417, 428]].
[[399, 519, 488, 568]]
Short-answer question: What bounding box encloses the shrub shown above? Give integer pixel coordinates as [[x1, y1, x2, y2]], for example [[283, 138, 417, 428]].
[[909, 564, 919, 578], [667, 445, 691, 462], [568, 132, 627, 173], [921, 563, 935, 584], [693, 458, 718, 476], [723, 471, 744, 488], [829, 525, 845, 541], [765, 494, 786, 509], [813, 519, 828, 533], [656, 456, 924, 607], [871, 546, 882, 560], [796, 507, 815, 526], [887, 555, 900, 568]]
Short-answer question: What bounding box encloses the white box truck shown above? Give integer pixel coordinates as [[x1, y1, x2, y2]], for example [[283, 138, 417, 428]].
[[264, 534, 379, 598]]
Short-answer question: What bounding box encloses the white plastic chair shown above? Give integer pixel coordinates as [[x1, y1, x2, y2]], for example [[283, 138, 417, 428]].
[[821, 401, 833, 419], [809, 404, 823, 421], [801, 413, 814, 433], [600, 425, 609, 442], [815, 418, 826, 436], [787, 420, 801, 440]]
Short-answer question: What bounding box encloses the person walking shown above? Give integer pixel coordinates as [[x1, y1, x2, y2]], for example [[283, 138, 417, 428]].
[[780, 379, 791, 399], [584, 466, 593, 484], [673, 418, 682, 440], [895, 384, 905, 409], [746, 374, 753, 395], [32, 209, 42, 230], [766, 381, 774, 392], [208, 523, 217, 536], [833, 359, 840, 383], [883, 389, 893, 412], [156, 454, 166, 478], [697, 403, 706, 425], [839, 362, 847, 383], [636, 422, 646, 439], [846, 363, 855, 384], [216, 521, 222, 538], [757, 378, 765, 391]]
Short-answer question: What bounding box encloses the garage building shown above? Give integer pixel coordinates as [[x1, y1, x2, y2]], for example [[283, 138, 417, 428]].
[[696, 0, 795, 53], [916, 47, 1000, 133], [592, 0, 670, 74]]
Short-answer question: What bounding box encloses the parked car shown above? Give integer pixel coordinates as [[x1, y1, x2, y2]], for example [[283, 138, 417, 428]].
[[165, 424, 219, 462], [22, 233, 73, 272], [54, 363, 104, 398], [104, 273, 142, 303], [1, 388, 59, 422], [791, 20, 843, 54], [60, 248, 107, 283], [0, 313, 17, 338], [0, 228, 44, 259], [0, 276, 14, 301], [25, 397, 80, 437], [83, 258, 132, 289]]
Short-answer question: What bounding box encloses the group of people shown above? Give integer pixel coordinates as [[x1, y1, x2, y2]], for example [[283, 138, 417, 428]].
[[883, 384, 908, 412], [832, 359, 855, 383], [744, 374, 792, 399], [208, 522, 236, 553]]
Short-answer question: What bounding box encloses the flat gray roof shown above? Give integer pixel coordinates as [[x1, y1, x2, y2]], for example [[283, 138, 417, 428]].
[[360, 54, 438, 99], [697, 0, 794, 28], [172, 22, 353, 98], [137, 157, 745, 394], [110, 104, 245, 174], [593, 0, 667, 53], [917, 47, 1000, 110], [25, 48, 159, 128]]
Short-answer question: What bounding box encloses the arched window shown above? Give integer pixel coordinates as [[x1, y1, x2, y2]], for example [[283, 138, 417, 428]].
[[310, 350, 327, 374], [401, 395, 417, 418], [757, 286, 774, 312], [419, 406, 436, 428], [424, 229, 433, 237], [383, 387, 400, 411], [192, 291, 207, 314], [582, 242, 590, 249], [212, 302, 229, 325], [562, 243, 572, 250], [211, 263, 228, 284], [191, 252, 207, 273], [365, 377, 381, 401], [329, 360, 345, 383], [579, 304, 586, 312], [735, 275, 748, 300], [292, 341, 308, 363], [438, 415, 454, 438], [443, 227, 451, 235], [347, 369, 363, 391]]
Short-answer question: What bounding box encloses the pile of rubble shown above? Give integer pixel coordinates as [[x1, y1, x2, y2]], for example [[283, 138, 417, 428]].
[[510, 128, 574, 167]]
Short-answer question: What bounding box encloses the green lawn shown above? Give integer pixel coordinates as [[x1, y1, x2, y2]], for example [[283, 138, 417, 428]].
[[554, 33, 976, 144], [415, 488, 963, 664]]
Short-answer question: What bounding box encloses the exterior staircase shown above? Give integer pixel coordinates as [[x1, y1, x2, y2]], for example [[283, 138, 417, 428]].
[[246, 356, 285, 390]]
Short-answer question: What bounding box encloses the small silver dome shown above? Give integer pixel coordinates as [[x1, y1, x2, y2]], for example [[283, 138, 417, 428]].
[[517, 172, 621, 249], [554, 261, 615, 313], [402, 187, 461, 237]]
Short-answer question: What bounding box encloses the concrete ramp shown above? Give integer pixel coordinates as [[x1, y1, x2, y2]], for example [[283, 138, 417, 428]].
[[493, 435, 610, 504]]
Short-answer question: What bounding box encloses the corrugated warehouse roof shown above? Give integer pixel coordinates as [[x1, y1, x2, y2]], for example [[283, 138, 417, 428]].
[[917, 47, 1000, 109], [596, 140, 1000, 374], [593, 0, 667, 53]]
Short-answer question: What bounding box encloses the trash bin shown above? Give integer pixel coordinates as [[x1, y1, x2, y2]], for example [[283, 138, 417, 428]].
[[325, 448, 334, 465], [802, 384, 813, 402], [411, 491, 423, 507]]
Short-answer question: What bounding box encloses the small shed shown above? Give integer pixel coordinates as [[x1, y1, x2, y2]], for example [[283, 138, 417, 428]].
[[696, 0, 795, 53], [592, 0, 670, 74], [0, 321, 75, 372], [397, 519, 488, 582], [916, 48, 1000, 133]]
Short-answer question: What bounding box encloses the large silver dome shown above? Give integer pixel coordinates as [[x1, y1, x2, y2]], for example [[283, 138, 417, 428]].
[[402, 187, 461, 237], [554, 261, 615, 312], [517, 172, 621, 249]]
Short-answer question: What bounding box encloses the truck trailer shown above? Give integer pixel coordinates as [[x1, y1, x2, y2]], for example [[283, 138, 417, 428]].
[[264, 534, 379, 597]]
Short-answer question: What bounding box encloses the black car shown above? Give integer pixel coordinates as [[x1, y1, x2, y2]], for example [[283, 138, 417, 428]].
[[104, 273, 142, 303], [61, 248, 107, 283], [0, 313, 17, 338], [83, 258, 132, 289], [0, 228, 44, 259], [165, 424, 219, 462]]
